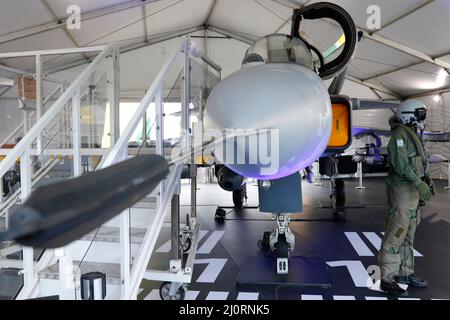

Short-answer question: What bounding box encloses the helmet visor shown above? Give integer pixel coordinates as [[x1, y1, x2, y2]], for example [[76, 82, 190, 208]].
[[414, 107, 427, 122]]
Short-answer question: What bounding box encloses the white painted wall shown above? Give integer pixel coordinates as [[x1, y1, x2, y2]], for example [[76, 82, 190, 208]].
[[415, 93, 450, 179], [0, 98, 23, 143]]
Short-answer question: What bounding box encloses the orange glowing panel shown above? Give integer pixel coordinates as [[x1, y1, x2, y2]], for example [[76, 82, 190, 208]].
[[328, 103, 350, 148]]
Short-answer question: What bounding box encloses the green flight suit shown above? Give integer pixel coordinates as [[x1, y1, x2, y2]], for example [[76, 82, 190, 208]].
[[378, 118, 427, 283]]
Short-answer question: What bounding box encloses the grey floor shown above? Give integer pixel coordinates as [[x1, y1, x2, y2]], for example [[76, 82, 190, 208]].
[[138, 178, 450, 300]]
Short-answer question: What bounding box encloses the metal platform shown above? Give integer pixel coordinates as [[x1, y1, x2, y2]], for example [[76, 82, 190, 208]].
[[236, 256, 332, 299]]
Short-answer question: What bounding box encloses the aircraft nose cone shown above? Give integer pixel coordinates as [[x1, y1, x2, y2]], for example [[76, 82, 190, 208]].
[[205, 63, 332, 180]]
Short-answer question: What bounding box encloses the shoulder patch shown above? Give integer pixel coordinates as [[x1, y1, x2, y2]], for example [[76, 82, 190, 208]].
[[397, 139, 404, 147]]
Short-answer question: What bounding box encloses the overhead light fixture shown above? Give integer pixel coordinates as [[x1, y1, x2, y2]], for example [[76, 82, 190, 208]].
[[436, 69, 448, 87], [433, 95, 442, 103], [415, 68, 449, 90]]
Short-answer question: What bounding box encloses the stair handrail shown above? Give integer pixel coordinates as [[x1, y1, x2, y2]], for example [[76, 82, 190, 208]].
[[0, 44, 111, 179], [0, 44, 115, 300]]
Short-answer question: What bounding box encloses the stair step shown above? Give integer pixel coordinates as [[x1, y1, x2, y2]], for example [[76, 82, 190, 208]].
[[39, 261, 121, 285], [133, 196, 157, 209], [0, 268, 23, 300], [0, 217, 5, 232], [81, 226, 147, 244]]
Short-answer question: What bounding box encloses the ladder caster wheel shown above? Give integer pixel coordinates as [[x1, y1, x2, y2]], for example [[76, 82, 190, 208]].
[[181, 236, 192, 253], [159, 282, 186, 301]]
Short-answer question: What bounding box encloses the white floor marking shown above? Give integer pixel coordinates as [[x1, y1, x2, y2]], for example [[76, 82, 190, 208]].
[[370, 280, 408, 292], [206, 291, 229, 300], [375, 232, 423, 257], [365, 296, 388, 300], [327, 261, 372, 288], [185, 290, 200, 300], [344, 232, 374, 256], [398, 298, 421, 300], [197, 231, 225, 254], [156, 230, 208, 253], [237, 292, 259, 300], [301, 295, 323, 300], [144, 289, 160, 300], [194, 259, 228, 283], [333, 295, 356, 300]]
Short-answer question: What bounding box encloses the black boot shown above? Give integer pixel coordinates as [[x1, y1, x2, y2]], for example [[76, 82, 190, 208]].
[[380, 281, 408, 297], [396, 275, 428, 288]]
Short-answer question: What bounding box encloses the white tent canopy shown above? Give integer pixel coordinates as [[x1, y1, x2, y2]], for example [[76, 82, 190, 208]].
[[0, 0, 449, 178], [0, 0, 449, 100]]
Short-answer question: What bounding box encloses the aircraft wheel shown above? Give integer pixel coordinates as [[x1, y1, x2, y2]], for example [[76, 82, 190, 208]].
[[275, 238, 289, 259], [275, 238, 289, 274], [232, 185, 247, 208], [258, 232, 271, 249], [335, 179, 345, 207], [159, 282, 185, 301]]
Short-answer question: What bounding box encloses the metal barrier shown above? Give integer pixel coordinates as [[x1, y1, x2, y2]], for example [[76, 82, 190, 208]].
[[0, 44, 119, 300]]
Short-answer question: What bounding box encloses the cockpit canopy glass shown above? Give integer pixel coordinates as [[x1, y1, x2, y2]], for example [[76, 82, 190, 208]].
[[242, 34, 314, 69]]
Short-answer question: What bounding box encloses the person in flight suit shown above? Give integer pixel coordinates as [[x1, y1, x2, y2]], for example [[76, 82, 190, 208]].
[[379, 100, 434, 296]]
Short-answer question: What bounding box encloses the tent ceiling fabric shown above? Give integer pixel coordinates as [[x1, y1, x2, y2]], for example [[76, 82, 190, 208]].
[[0, 0, 449, 98], [377, 0, 450, 56], [348, 38, 422, 79]]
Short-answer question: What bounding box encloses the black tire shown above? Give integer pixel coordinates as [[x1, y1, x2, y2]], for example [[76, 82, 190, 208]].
[[233, 184, 247, 208], [275, 238, 289, 259], [232, 190, 244, 208], [258, 232, 271, 249], [335, 179, 345, 207], [181, 237, 192, 253], [159, 282, 186, 300]]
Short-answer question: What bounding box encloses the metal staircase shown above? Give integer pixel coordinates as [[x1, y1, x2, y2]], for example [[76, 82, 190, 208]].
[[0, 37, 221, 300], [0, 43, 120, 300]]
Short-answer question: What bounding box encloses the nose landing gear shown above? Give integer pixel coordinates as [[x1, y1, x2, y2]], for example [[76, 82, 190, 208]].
[[259, 213, 295, 275]]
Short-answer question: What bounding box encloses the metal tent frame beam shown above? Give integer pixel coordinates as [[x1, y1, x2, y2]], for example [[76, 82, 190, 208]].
[[372, 0, 435, 32], [206, 25, 257, 45], [45, 26, 205, 74], [345, 75, 402, 99], [0, 0, 163, 45], [41, 0, 90, 62], [205, 0, 219, 25], [361, 32, 450, 71], [406, 85, 450, 99], [363, 50, 450, 82], [275, 0, 450, 76], [358, 0, 450, 77], [207, 25, 402, 98]]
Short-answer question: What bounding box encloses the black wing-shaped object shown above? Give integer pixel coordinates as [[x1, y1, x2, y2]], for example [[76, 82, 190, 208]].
[[0, 155, 169, 249]]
